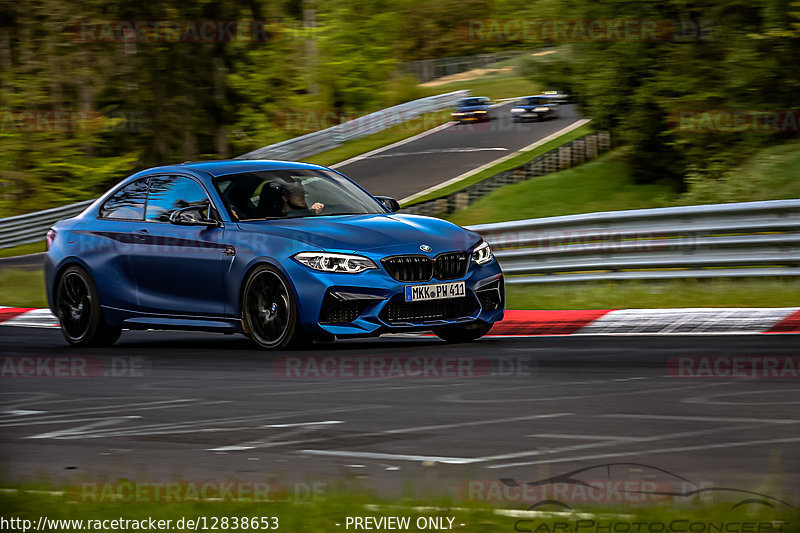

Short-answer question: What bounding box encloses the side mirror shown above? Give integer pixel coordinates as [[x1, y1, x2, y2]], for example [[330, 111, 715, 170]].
[[169, 206, 219, 227], [375, 196, 401, 213]]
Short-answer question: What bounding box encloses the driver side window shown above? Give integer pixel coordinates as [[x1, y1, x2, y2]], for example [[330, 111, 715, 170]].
[[145, 176, 211, 222]]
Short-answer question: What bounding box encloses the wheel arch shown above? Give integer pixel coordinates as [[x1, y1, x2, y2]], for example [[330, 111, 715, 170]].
[[237, 258, 304, 327], [49, 257, 94, 314]]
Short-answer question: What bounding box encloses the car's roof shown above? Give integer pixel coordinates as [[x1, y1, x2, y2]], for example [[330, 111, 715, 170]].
[[137, 159, 329, 178]]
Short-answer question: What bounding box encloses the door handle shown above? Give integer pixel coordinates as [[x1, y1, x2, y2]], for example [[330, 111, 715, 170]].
[[223, 245, 236, 256], [134, 229, 149, 241]]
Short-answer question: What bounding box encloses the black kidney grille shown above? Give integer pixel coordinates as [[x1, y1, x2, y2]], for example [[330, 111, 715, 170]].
[[382, 252, 469, 282], [435, 252, 469, 280], [381, 255, 434, 282]]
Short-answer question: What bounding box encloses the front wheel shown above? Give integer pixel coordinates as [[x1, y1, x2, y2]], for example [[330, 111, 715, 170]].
[[55, 266, 121, 347], [241, 264, 300, 350], [433, 322, 493, 343]]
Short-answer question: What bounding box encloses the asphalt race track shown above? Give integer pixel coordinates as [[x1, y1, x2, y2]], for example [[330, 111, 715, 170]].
[[335, 103, 583, 200], [2, 326, 798, 503]]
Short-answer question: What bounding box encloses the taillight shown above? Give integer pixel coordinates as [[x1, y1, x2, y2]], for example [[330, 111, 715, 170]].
[[46, 229, 56, 251]]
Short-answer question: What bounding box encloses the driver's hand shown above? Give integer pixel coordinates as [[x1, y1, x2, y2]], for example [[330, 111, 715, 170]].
[[310, 202, 324, 213]]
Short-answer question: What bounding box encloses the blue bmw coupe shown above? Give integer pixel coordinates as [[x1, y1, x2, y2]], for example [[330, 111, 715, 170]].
[[45, 160, 504, 349]]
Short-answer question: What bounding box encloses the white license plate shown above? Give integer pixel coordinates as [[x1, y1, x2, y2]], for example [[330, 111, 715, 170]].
[[405, 281, 466, 302]]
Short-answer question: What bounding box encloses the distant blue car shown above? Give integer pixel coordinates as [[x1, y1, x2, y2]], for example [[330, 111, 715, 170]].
[[510, 95, 561, 122], [45, 161, 504, 349], [451, 97, 494, 124]]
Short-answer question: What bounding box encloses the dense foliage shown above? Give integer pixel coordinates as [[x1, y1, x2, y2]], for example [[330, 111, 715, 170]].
[[521, 0, 800, 189]]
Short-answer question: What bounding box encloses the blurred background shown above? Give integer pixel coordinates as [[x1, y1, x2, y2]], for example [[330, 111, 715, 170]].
[[1, 0, 798, 217]]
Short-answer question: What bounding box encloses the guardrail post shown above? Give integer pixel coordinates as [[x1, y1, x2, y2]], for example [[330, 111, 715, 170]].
[[598, 131, 611, 151], [558, 145, 572, 170], [572, 138, 586, 164], [586, 134, 598, 158], [530, 156, 545, 177], [454, 191, 469, 211]]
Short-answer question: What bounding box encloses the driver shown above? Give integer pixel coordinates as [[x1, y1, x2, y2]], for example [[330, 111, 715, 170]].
[[281, 180, 324, 215]]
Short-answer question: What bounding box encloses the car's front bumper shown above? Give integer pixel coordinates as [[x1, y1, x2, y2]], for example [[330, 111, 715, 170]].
[[283, 257, 505, 337], [512, 111, 548, 120], [452, 112, 490, 122]]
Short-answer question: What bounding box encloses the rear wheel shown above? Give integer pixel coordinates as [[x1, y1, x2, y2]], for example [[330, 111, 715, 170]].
[[241, 265, 300, 350], [55, 266, 120, 347], [433, 322, 492, 343]]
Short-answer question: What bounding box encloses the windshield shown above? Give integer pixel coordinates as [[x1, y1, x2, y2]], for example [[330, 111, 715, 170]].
[[524, 97, 549, 106], [213, 169, 386, 221], [458, 98, 487, 107]]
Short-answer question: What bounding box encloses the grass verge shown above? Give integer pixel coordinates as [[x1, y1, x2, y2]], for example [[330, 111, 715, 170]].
[[405, 122, 593, 205], [679, 139, 800, 205], [0, 241, 44, 259], [0, 489, 797, 533], [0, 269, 46, 308], [506, 277, 800, 310], [445, 147, 673, 226]]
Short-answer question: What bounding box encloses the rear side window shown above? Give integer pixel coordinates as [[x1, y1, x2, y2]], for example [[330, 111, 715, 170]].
[[146, 175, 210, 222], [99, 179, 149, 220]]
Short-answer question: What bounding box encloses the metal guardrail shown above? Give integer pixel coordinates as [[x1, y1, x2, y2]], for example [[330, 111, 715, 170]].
[[0, 200, 95, 249], [237, 90, 470, 161], [2, 197, 798, 286], [466, 200, 800, 284]]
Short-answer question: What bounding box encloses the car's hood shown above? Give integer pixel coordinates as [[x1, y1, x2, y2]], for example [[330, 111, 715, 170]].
[[236, 213, 481, 254]]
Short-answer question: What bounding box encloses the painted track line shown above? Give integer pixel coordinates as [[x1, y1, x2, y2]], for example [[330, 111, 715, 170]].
[[399, 118, 591, 204]]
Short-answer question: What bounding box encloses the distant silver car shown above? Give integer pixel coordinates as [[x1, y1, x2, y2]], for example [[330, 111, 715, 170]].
[[542, 90, 570, 104], [510, 95, 560, 122]]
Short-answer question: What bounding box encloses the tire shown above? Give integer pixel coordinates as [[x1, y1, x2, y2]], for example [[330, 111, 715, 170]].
[[241, 264, 300, 350], [55, 265, 121, 347], [433, 322, 493, 343]]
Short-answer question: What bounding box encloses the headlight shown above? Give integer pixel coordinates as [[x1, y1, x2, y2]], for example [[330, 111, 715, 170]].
[[534, 107, 550, 112], [471, 241, 493, 265], [475, 110, 487, 113], [511, 107, 524, 113], [452, 112, 464, 116], [293, 252, 377, 273]]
